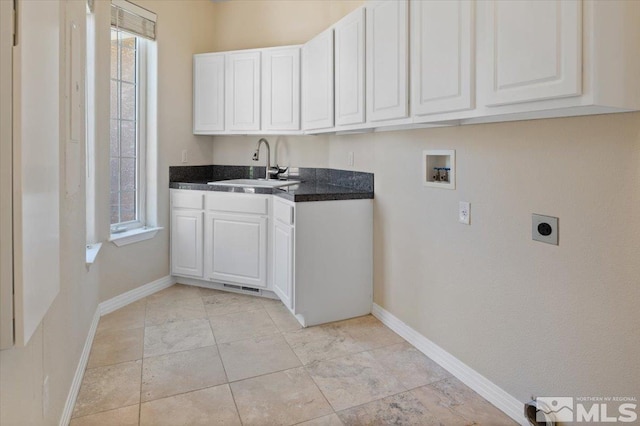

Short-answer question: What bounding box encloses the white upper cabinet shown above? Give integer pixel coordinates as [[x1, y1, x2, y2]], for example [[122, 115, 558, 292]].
[[193, 53, 224, 134], [335, 7, 366, 126], [411, 0, 474, 117], [225, 51, 261, 131], [480, 0, 582, 106], [262, 47, 301, 131], [302, 28, 335, 130], [366, 0, 409, 122]]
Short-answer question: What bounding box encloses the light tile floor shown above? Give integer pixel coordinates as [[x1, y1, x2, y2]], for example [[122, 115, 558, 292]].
[[70, 284, 516, 425]]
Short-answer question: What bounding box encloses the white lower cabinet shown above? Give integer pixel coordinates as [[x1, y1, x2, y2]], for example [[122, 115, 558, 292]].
[[204, 212, 268, 288], [272, 197, 373, 327], [171, 189, 373, 327], [171, 209, 204, 278], [272, 220, 294, 309]]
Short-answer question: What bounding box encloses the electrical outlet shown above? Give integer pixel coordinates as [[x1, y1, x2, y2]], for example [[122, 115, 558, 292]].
[[181, 150, 188, 163], [459, 201, 470, 225], [43, 375, 50, 416], [347, 151, 354, 167], [532, 214, 558, 245]]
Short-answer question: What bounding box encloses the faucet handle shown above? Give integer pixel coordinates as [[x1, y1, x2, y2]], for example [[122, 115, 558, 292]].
[[269, 165, 289, 179]]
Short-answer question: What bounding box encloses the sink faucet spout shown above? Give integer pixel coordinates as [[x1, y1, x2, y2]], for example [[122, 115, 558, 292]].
[[252, 138, 272, 180]]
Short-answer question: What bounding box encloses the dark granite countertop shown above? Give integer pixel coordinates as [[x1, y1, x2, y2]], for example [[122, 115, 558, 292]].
[[169, 165, 374, 202], [169, 180, 374, 202]]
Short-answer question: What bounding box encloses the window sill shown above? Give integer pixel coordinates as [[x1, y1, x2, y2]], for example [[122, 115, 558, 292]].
[[109, 226, 163, 247], [86, 243, 103, 265]]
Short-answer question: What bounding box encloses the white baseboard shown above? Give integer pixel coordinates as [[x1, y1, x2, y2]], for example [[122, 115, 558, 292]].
[[59, 275, 175, 425], [99, 275, 175, 315], [371, 303, 528, 426], [58, 308, 100, 426]]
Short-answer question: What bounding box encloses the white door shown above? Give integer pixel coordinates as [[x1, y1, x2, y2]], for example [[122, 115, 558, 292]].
[[411, 0, 474, 116], [226, 51, 261, 131], [204, 212, 268, 288], [262, 47, 300, 131], [480, 0, 582, 106], [302, 29, 334, 130], [171, 210, 204, 278], [335, 7, 366, 126], [273, 221, 294, 309], [193, 53, 225, 133], [366, 0, 408, 122]]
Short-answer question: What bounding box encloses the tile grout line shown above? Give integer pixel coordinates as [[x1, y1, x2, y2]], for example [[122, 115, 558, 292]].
[[203, 293, 245, 426], [82, 286, 471, 425], [68, 404, 140, 423]]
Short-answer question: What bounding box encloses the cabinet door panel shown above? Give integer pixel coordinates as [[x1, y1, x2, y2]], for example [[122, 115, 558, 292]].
[[366, 0, 408, 122], [273, 222, 294, 309], [482, 0, 581, 106], [171, 210, 204, 278], [335, 7, 366, 126], [302, 29, 334, 130], [263, 47, 300, 131], [204, 213, 267, 288], [411, 0, 474, 116], [226, 51, 261, 131], [193, 54, 224, 133]]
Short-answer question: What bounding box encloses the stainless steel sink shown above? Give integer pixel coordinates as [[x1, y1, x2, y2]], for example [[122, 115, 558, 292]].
[[207, 179, 300, 188]]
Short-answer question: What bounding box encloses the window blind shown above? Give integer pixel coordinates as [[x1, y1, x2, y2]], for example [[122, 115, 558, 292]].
[[111, 0, 156, 41]]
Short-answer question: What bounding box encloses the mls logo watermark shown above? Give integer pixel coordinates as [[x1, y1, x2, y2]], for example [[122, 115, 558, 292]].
[[537, 397, 574, 422], [536, 396, 638, 423]]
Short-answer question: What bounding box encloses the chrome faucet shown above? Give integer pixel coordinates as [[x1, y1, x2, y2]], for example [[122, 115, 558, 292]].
[[252, 138, 288, 180], [252, 138, 273, 180]]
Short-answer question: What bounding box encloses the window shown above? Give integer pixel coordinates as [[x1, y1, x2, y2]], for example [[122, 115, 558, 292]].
[[110, 27, 146, 232], [107, 0, 158, 244]]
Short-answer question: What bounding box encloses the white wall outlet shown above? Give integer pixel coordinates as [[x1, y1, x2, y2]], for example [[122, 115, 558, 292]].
[[43, 375, 50, 416], [181, 150, 188, 163], [347, 151, 354, 166], [459, 201, 470, 225]]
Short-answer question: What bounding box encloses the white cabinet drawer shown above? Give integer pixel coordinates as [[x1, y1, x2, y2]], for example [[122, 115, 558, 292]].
[[205, 193, 269, 215], [273, 198, 294, 225], [172, 191, 204, 210]]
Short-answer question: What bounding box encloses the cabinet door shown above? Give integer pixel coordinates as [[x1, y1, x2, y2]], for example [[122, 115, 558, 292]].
[[193, 54, 224, 133], [366, 0, 408, 122], [335, 7, 366, 126], [226, 51, 261, 131], [411, 0, 474, 116], [262, 47, 300, 131], [302, 29, 334, 130], [204, 212, 268, 288], [273, 221, 294, 309], [171, 210, 204, 278], [481, 0, 581, 106]]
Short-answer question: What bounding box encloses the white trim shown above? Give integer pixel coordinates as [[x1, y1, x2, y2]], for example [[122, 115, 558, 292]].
[[109, 226, 162, 247], [59, 275, 174, 425], [85, 242, 102, 265], [371, 303, 528, 426], [59, 308, 100, 426], [99, 274, 174, 315]]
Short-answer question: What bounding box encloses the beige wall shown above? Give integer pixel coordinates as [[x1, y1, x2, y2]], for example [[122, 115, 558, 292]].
[[1, 1, 101, 424], [329, 113, 640, 401], [95, 0, 217, 301], [211, 0, 363, 51]]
